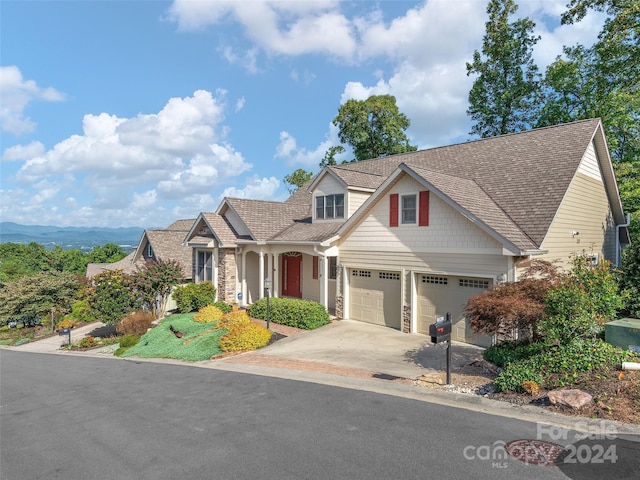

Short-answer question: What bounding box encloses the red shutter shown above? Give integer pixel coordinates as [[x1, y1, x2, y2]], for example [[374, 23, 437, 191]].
[[390, 194, 399, 227], [419, 190, 430, 226], [312, 256, 319, 279]]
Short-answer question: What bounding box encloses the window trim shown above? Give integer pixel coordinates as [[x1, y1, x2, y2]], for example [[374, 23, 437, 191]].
[[401, 194, 417, 224], [315, 193, 345, 220]]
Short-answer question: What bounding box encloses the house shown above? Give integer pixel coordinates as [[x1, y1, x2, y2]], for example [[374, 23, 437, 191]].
[[86, 219, 194, 280], [184, 119, 629, 346]]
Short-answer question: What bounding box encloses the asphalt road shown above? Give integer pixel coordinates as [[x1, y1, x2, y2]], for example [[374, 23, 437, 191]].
[[1, 350, 637, 480]]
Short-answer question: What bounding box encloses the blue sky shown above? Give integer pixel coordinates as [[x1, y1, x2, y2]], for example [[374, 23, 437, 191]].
[[1, 0, 605, 228]]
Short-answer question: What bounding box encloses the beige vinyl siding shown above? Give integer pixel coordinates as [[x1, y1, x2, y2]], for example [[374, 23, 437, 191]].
[[540, 170, 615, 267], [347, 190, 371, 218], [340, 175, 504, 254], [301, 253, 320, 303]]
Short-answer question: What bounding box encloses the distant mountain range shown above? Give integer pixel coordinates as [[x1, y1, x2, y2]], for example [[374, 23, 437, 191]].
[[0, 222, 144, 251]]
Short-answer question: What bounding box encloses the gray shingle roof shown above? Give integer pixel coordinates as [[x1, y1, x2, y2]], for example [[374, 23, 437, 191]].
[[144, 229, 193, 277], [333, 119, 602, 247], [201, 212, 240, 245], [225, 198, 310, 242], [269, 220, 342, 243]]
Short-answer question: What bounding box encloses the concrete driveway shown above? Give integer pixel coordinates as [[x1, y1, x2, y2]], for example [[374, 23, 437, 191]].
[[248, 319, 485, 380]]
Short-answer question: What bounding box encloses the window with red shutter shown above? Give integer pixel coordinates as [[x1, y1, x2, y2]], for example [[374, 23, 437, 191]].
[[312, 256, 319, 279], [419, 190, 429, 226], [390, 193, 399, 227]]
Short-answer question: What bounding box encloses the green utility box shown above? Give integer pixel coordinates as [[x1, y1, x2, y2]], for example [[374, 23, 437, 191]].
[[605, 318, 640, 353]]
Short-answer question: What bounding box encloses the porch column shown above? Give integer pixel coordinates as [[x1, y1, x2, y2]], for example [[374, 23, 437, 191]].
[[273, 253, 280, 297], [259, 251, 265, 298], [319, 255, 328, 309], [241, 250, 247, 307], [213, 249, 219, 294]]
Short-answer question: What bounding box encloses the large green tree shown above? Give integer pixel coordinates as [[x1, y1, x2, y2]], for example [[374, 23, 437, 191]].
[[466, 0, 542, 137], [331, 95, 416, 162], [0, 271, 81, 326], [539, 1, 640, 240]]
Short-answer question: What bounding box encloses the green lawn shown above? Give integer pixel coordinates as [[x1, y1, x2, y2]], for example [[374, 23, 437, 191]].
[[122, 313, 226, 361]]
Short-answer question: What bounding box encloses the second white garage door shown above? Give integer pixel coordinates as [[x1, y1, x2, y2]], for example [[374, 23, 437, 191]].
[[417, 274, 493, 347], [349, 269, 402, 329]]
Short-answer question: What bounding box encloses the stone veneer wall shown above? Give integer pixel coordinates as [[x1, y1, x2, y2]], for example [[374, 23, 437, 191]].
[[217, 248, 237, 304], [402, 305, 411, 333]]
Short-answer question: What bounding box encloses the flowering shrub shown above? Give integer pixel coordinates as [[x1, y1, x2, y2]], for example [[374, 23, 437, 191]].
[[219, 322, 272, 352], [216, 310, 252, 330], [77, 336, 98, 349], [55, 318, 78, 330], [194, 305, 224, 323]]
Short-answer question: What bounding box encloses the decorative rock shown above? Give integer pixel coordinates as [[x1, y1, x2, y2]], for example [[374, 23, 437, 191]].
[[547, 389, 593, 409]]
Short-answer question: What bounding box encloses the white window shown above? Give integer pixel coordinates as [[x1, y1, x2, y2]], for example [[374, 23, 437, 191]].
[[329, 257, 337, 280], [316, 194, 345, 219], [402, 194, 416, 224], [196, 250, 213, 283]]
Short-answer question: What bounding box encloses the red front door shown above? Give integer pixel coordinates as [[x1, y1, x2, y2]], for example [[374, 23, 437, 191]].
[[282, 254, 302, 298]]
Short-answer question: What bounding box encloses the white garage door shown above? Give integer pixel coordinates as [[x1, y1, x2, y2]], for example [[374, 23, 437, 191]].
[[349, 269, 402, 329], [417, 274, 493, 347]]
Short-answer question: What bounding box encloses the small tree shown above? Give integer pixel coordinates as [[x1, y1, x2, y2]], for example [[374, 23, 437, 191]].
[[466, 260, 561, 341], [131, 259, 184, 319], [87, 269, 139, 325]]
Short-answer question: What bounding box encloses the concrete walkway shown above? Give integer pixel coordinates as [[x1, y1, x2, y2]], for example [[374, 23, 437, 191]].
[[10, 322, 107, 353]]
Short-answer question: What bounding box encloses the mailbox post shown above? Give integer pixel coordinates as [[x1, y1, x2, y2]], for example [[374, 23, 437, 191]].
[[429, 312, 452, 385], [58, 328, 71, 346]]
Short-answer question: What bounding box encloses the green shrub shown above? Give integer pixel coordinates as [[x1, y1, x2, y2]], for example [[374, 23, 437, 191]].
[[194, 305, 224, 323], [493, 338, 637, 392], [219, 322, 272, 352], [116, 310, 155, 336], [65, 300, 93, 323], [119, 334, 141, 348], [483, 340, 546, 367], [213, 301, 233, 314], [216, 310, 252, 331], [248, 297, 330, 329], [173, 282, 217, 313]]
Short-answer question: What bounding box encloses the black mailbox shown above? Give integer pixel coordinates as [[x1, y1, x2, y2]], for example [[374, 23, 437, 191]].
[[429, 320, 451, 344]]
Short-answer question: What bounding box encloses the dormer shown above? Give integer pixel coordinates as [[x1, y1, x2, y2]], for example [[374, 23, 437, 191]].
[[308, 167, 380, 223]]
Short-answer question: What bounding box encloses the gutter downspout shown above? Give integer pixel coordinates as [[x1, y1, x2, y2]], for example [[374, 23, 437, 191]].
[[616, 213, 631, 266]]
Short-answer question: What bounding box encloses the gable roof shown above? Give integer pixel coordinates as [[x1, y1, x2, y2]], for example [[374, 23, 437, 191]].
[[329, 118, 623, 248], [220, 198, 310, 242], [130, 219, 195, 278]]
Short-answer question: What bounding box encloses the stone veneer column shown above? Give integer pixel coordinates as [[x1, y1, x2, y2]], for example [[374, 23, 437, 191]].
[[402, 305, 411, 333], [334, 264, 343, 319], [217, 248, 237, 304]]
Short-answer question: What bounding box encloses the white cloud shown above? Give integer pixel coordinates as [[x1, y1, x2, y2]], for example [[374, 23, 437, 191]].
[[1, 141, 45, 162], [0, 65, 66, 135], [8, 90, 253, 224], [275, 128, 339, 167], [221, 175, 280, 200], [169, 0, 355, 59]]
